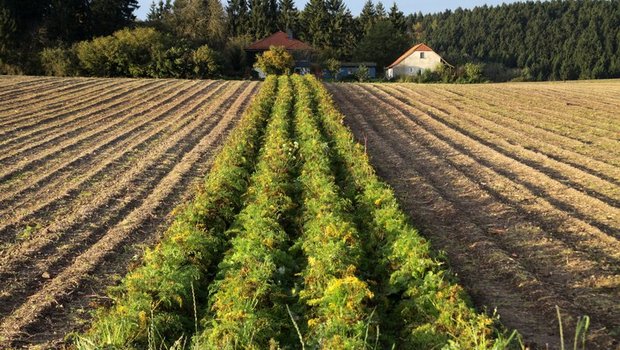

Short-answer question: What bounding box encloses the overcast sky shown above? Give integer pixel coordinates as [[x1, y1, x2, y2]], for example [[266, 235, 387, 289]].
[[135, 0, 523, 20]]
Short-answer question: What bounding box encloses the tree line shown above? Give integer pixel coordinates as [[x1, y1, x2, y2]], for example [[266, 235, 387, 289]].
[[1, 0, 618, 81]]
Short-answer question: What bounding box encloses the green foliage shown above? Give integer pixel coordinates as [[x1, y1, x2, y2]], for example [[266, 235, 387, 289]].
[[306, 75, 518, 349], [40, 46, 79, 76], [192, 44, 221, 78], [75, 77, 279, 349], [355, 64, 370, 82], [254, 45, 295, 76], [292, 75, 376, 348], [325, 58, 340, 80], [415, 0, 620, 80], [193, 75, 297, 349], [222, 35, 252, 77], [464, 62, 484, 83], [75, 27, 166, 77], [354, 19, 410, 73]]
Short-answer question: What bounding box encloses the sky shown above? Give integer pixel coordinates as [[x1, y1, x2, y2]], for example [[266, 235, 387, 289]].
[[135, 0, 523, 20]]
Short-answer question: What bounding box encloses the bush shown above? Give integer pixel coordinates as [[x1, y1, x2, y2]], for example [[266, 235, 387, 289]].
[[223, 35, 252, 77], [464, 62, 484, 83], [355, 64, 370, 82], [40, 46, 79, 76], [76, 27, 167, 77], [150, 45, 193, 78], [254, 45, 294, 76], [325, 58, 341, 81], [192, 44, 220, 79]]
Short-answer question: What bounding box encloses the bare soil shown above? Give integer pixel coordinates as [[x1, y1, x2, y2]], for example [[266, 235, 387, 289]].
[[0, 76, 259, 348], [327, 81, 620, 350]]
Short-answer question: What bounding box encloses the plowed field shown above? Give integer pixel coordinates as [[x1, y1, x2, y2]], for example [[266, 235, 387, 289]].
[[0, 76, 259, 348], [327, 81, 620, 349]]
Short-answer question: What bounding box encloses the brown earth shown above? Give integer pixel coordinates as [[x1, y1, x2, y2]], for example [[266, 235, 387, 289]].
[[326, 81, 620, 350], [0, 76, 259, 348]]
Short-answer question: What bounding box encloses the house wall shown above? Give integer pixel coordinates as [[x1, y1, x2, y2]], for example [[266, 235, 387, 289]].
[[391, 50, 443, 77]]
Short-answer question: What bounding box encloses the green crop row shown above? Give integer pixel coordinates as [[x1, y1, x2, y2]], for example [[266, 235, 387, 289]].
[[291, 75, 376, 348], [306, 75, 516, 349], [74, 76, 279, 349], [75, 75, 516, 350], [192, 75, 297, 349]]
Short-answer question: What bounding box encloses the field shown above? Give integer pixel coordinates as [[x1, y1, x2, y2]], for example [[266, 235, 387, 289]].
[[0, 76, 259, 347], [327, 81, 620, 349], [0, 75, 618, 350]]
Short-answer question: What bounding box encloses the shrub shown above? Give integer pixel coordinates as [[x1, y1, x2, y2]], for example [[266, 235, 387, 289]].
[[464, 62, 484, 83], [254, 45, 294, 76], [76, 27, 167, 77], [40, 46, 79, 76], [192, 44, 220, 79], [325, 58, 341, 81], [355, 64, 370, 82], [151, 45, 193, 78]]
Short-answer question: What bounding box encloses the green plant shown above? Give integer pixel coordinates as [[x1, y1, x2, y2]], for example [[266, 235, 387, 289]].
[[356, 64, 370, 82], [325, 58, 341, 81], [192, 44, 220, 79], [192, 76, 297, 348], [40, 46, 79, 76], [254, 45, 295, 76]]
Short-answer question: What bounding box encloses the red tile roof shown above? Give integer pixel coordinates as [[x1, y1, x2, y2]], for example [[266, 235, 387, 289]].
[[246, 31, 314, 51], [387, 43, 434, 69]]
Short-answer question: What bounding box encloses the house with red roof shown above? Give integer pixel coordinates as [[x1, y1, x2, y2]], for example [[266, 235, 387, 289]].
[[385, 43, 452, 80], [246, 31, 316, 77]]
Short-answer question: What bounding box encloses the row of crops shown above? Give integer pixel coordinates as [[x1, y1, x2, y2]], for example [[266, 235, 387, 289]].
[[75, 75, 516, 349]]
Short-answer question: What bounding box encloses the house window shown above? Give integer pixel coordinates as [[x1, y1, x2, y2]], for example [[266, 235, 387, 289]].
[[409, 68, 414, 73], [420, 52, 425, 59]]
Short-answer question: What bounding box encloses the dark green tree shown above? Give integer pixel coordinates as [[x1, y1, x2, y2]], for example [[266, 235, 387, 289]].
[[358, 0, 377, 36], [388, 2, 406, 33], [90, 0, 138, 37], [354, 19, 409, 72], [277, 0, 298, 33], [301, 0, 328, 48], [226, 0, 249, 36], [249, 0, 277, 39]]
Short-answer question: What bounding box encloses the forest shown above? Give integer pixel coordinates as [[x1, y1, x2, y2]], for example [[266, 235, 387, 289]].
[[0, 0, 619, 81]]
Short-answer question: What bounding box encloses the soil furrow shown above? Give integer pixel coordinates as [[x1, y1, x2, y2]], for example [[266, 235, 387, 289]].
[[0, 79, 157, 142], [400, 85, 620, 182], [0, 80, 219, 238], [0, 81, 191, 211], [0, 81, 245, 315], [0, 82, 255, 348], [0, 78, 128, 125], [378, 85, 620, 207], [0, 79, 208, 185], [459, 85, 620, 134], [362, 85, 620, 239], [0, 83, 174, 166], [0, 79, 183, 174], [329, 85, 619, 349], [0, 79, 110, 118], [0, 78, 73, 103], [441, 89, 618, 151]]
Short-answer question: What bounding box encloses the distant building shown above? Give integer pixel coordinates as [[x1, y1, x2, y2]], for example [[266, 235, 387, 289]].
[[385, 43, 452, 79], [323, 62, 377, 80], [246, 31, 315, 78]]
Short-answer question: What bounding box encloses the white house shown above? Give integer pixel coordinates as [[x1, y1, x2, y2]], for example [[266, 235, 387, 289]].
[[385, 43, 451, 79]]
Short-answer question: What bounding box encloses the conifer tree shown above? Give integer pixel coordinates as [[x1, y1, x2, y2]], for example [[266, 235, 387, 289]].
[[277, 0, 299, 34], [388, 2, 406, 33], [301, 0, 328, 48], [227, 0, 249, 36], [358, 0, 377, 36]]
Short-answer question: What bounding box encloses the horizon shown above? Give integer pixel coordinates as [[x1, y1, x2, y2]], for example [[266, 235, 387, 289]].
[[135, 0, 523, 20]]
